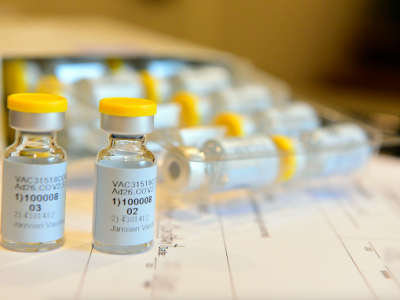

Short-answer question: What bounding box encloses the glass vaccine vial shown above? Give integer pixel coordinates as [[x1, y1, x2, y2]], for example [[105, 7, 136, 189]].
[[214, 102, 320, 138], [93, 97, 157, 254], [1, 93, 68, 252]]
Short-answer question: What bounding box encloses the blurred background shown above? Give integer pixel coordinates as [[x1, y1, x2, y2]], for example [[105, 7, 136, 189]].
[[1, 0, 399, 110], [0, 0, 399, 152]]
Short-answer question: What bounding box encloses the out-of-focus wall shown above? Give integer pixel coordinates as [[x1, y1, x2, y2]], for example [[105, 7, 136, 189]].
[[121, 0, 373, 88], [0, 0, 373, 86]]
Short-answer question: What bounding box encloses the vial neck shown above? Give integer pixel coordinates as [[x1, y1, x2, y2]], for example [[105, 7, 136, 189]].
[[108, 134, 146, 151], [15, 130, 58, 147]]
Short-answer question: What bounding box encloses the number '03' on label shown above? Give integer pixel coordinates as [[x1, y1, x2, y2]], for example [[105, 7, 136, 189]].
[[1, 159, 67, 243], [93, 163, 157, 246]]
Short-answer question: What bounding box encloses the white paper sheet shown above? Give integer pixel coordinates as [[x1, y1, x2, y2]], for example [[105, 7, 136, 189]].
[[1, 155, 400, 300]]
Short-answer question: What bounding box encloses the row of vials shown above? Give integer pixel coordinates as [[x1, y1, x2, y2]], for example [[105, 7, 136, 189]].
[[4, 59, 299, 154], [161, 122, 373, 194]]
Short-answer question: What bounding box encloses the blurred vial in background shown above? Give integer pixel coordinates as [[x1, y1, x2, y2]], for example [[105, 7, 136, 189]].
[[162, 123, 372, 194], [74, 58, 143, 107], [163, 135, 282, 193], [172, 84, 273, 127], [4, 60, 42, 96], [202, 135, 280, 191], [162, 147, 206, 192], [75, 72, 145, 107], [214, 101, 321, 137], [175, 125, 227, 148], [254, 101, 320, 136], [140, 64, 233, 105], [172, 91, 213, 127], [140, 70, 174, 104], [172, 65, 232, 95], [147, 102, 182, 154], [157, 125, 227, 185], [214, 112, 258, 137], [302, 123, 373, 177], [140, 59, 190, 103], [44, 59, 108, 85], [212, 84, 273, 115], [154, 103, 181, 129], [146, 59, 189, 78]]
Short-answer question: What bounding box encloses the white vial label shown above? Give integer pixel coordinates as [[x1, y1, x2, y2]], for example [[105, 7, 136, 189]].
[[1, 159, 67, 243], [93, 163, 157, 246]]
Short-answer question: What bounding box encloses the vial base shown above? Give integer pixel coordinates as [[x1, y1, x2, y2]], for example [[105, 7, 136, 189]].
[[1, 237, 64, 252], [93, 240, 153, 255]]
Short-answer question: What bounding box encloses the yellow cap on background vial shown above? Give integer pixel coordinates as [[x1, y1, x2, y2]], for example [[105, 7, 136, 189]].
[[140, 71, 161, 103], [4, 60, 29, 95], [272, 135, 297, 182], [99, 97, 157, 117], [172, 91, 201, 126], [8, 93, 67, 113], [106, 58, 124, 73], [35, 75, 63, 95], [214, 112, 245, 137]]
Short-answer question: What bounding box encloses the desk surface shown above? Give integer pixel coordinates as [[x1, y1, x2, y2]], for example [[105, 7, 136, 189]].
[[1, 155, 400, 300]]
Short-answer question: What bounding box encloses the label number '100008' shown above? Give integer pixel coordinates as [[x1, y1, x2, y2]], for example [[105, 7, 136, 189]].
[[15, 193, 59, 202], [112, 197, 152, 207]]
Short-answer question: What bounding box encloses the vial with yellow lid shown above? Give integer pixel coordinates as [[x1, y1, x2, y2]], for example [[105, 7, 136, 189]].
[[163, 134, 305, 193], [1, 93, 68, 252], [171, 84, 273, 128], [93, 97, 157, 254], [213, 102, 320, 138]]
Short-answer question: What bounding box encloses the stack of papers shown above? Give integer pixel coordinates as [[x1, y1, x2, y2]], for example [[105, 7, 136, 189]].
[[1, 155, 400, 300]]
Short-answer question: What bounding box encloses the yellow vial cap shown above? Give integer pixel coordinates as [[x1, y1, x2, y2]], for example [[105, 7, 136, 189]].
[[106, 58, 124, 73], [214, 112, 245, 137], [99, 97, 157, 117], [172, 91, 201, 126], [272, 135, 297, 182], [4, 60, 29, 95], [140, 70, 161, 103], [36, 75, 63, 95], [8, 93, 67, 113]]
